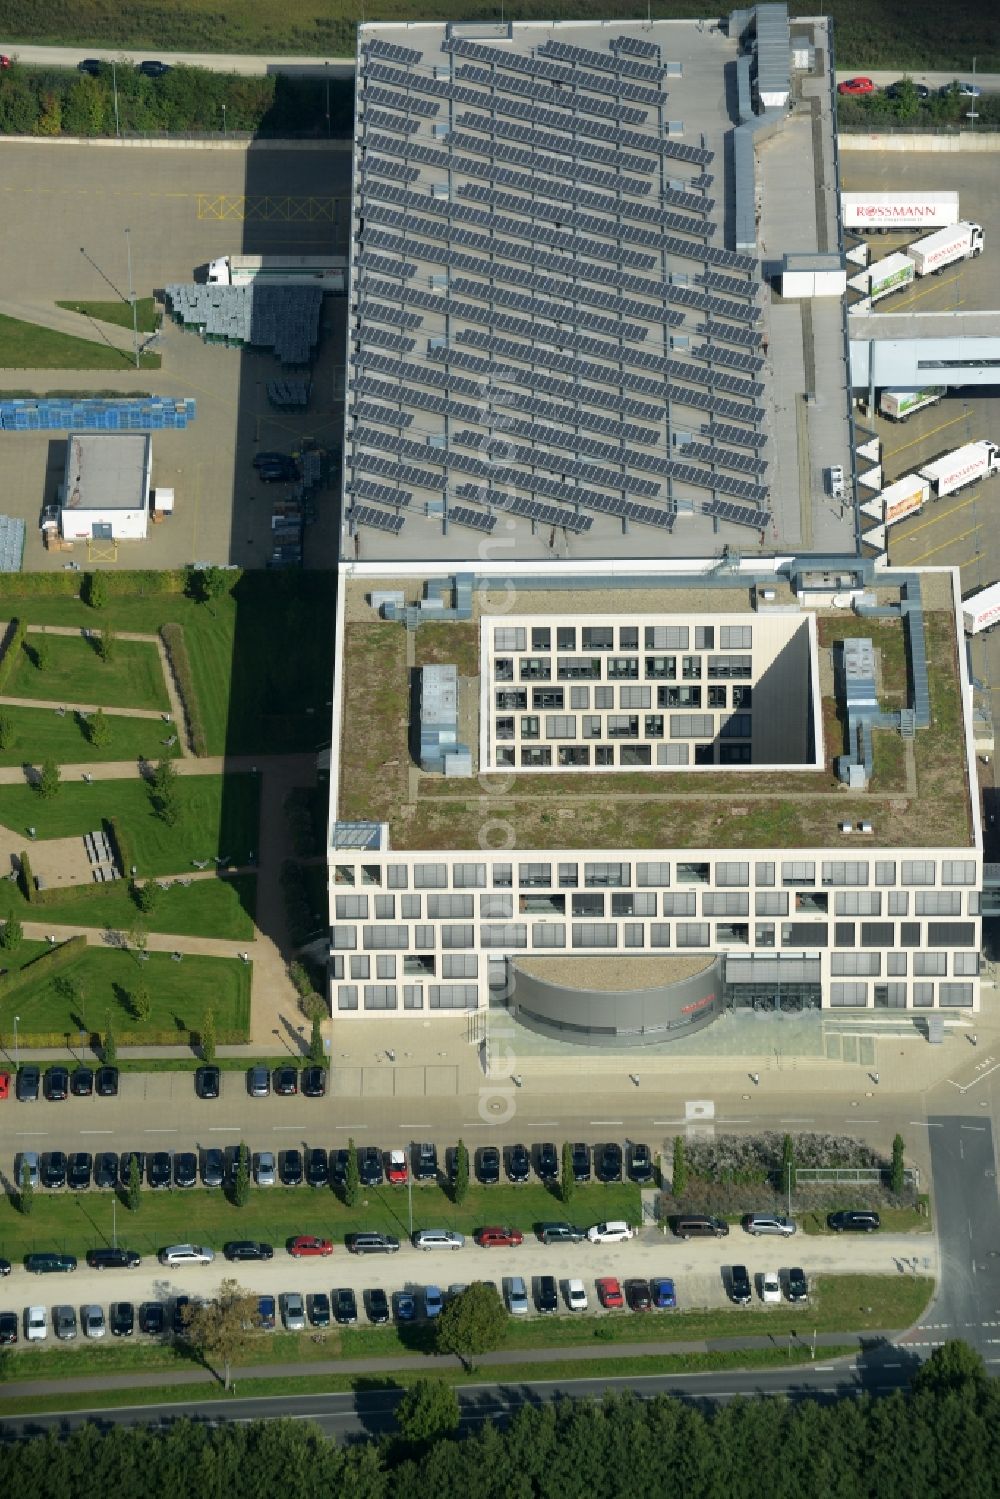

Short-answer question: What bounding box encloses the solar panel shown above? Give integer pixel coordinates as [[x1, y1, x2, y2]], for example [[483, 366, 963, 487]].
[[613, 34, 661, 60], [364, 107, 420, 135], [443, 35, 665, 106], [698, 270, 756, 298], [355, 456, 447, 491], [505, 495, 593, 532], [449, 504, 498, 533], [701, 498, 771, 531], [364, 84, 440, 118], [351, 400, 414, 429], [697, 320, 764, 350], [452, 63, 649, 126], [356, 300, 423, 331], [364, 38, 423, 67], [538, 38, 667, 85], [704, 421, 768, 451], [667, 461, 768, 506], [350, 479, 413, 508], [350, 503, 406, 534], [677, 441, 768, 475], [363, 325, 417, 354], [361, 155, 421, 186]]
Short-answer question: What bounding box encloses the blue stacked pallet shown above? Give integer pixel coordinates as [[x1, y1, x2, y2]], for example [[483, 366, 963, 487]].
[[0, 397, 197, 431]]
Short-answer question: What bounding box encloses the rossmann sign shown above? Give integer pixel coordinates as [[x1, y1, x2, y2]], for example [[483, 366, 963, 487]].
[[855, 204, 943, 221]]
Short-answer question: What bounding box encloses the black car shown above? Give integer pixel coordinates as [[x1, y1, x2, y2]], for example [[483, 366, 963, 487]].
[[301, 1065, 326, 1098], [627, 1142, 654, 1184], [174, 1152, 197, 1188], [625, 1278, 652, 1311], [16, 1065, 40, 1102], [40, 1151, 67, 1188], [70, 1066, 94, 1097], [68, 1152, 93, 1190], [78, 58, 102, 76], [828, 1210, 881, 1233], [148, 1152, 172, 1189], [257, 464, 298, 484], [596, 1142, 623, 1183], [729, 1265, 753, 1305], [0, 1258, 10, 1275], [224, 1240, 274, 1262], [506, 1143, 531, 1183], [885, 78, 931, 101], [786, 1267, 809, 1303], [87, 1247, 141, 1270], [538, 1222, 585, 1245], [119, 1151, 145, 1186], [94, 1152, 118, 1189], [358, 1145, 384, 1187], [306, 1148, 330, 1188], [0, 1311, 17, 1344], [201, 1149, 224, 1188], [280, 1148, 303, 1186], [536, 1142, 559, 1182], [476, 1145, 501, 1184], [137, 59, 171, 77], [110, 1302, 135, 1337], [334, 1287, 358, 1324], [44, 1066, 69, 1101], [253, 451, 294, 470], [414, 1142, 438, 1181], [536, 1276, 558, 1313], [139, 1302, 165, 1336], [173, 1296, 191, 1336], [366, 1288, 390, 1325], [308, 1292, 331, 1328], [571, 1142, 591, 1182], [331, 1149, 351, 1187], [195, 1065, 220, 1100], [273, 1066, 298, 1096], [95, 1066, 119, 1098], [345, 1233, 400, 1255]]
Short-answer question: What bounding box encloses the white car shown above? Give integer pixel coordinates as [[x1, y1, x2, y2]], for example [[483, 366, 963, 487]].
[[760, 1271, 781, 1305], [25, 1305, 47, 1342], [158, 1244, 216, 1267], [586, 1221, 634, 1244], [83, 1304, 107, 1338], [254, 1151, 276, 1187], [566, 1279, 588, 1312]]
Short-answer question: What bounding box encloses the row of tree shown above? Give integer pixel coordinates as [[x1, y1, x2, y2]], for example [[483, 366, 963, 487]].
[[1, 1341, 996, 1495], [839, 82, 1000, 129]]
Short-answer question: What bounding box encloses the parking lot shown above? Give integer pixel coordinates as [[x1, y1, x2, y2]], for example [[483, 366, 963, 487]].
[[0, 140, 351, 568]]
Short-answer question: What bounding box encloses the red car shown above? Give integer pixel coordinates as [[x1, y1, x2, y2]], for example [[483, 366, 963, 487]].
[[837, 76, 874, 95], [597, 1276, 624, 1309], [474, 1225, 524, 1248], [0, 1072, 9, 1101], [288, 1235, 333, 1258], [387, 1149, 408, 1185]]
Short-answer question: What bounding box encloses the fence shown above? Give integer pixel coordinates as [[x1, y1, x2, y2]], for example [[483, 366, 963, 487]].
[[796, 1166, 919, 1188]]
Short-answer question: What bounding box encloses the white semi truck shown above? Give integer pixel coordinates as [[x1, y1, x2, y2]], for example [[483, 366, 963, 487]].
[[866, 252, 915, 304], [963, 582, 1000, 636], [880, 473, 929, 528], [878, 388, 945, 422], [905, 222, 984, 276], [841, 191, 960, 234], [206, 255, 347, 291], [918, 441, 1000, 499]]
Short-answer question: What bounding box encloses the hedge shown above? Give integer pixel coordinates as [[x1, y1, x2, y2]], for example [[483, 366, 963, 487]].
[[0, 618, 26, 693], [0, 934, 87, 1002], [18, 848, 36, 903], [0, 569, 188, 601], [107, 816, 135, 882], [159, 623, 207, 757]]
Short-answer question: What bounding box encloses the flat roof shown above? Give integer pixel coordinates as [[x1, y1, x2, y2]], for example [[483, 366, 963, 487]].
[[342, 16, 856, 563], [62, 433, 149, 511], [334, 567, 974, 851]]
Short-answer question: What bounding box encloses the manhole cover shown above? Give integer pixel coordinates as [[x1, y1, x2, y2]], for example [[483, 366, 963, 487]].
[[487, 1098, 506, 1115]]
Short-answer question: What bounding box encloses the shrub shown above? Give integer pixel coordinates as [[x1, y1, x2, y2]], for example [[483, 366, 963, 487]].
[[108, 817, 133, 880], [671, 1136, 687, 1197], [452, 1140, 469, 1206], [891, 1133, 906, 1196], [132, 879, 160, 914], [159, 623, 206, 757], [0, 911, 22, 950], [0, 713, 13, 750], [17, 849, 35, 903], [83, 571, 108, 609], [88, 707, 112, 749], [35, 758, 61, 799], [0, 620, 26, 692]]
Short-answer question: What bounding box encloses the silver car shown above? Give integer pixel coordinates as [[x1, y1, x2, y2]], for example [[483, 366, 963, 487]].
[[82, 1305, 106, 1339], [254, 1151, 276, 1187], [742, 1213, 797, 1237], [53, 1304, 77, 1341], [282, 1292, 306, 1331]]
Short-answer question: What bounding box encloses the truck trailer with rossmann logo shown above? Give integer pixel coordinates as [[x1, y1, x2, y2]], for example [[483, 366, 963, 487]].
[[878, 388, 945, 422], [880, 473, 930, 528], [905, 222, 984, 277], [841, 191, 960, 233], [918, 441, 1000, 499]]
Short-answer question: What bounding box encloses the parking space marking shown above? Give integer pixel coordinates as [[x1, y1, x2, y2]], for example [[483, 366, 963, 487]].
[[590, 1120, 623, 1125], [144, 1128, 178, 1134]]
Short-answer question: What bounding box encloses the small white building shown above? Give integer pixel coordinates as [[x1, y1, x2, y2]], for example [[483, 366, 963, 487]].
[[60, 433, 152, 542]]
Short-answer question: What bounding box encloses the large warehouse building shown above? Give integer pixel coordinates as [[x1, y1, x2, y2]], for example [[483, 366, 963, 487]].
[[326, 10, 983, 1044]]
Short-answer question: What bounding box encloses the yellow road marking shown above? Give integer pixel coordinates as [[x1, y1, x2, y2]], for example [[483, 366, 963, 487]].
[[883, 410, 967, 461], [896, 523, 979, 564], [891, 486, 983, 542]]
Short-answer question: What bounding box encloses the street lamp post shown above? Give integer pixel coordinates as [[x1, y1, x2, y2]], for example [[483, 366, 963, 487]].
[[407, 1144, 413, 1237], [112, 61, 120, 138], [13, 1014, 19, 1072], [325, 62, 331, 137], [125, 227, 139, 370], [222, 103, 227, 137]]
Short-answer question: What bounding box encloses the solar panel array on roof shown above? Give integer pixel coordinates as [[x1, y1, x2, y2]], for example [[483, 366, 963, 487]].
[[351, 478, 413, 508], [504, 495, 594, 532], [442, 35, 665, 107], [701, 497, 771, 530], [538, 38, 668, 84], [364, 37, 422, 66], [364, 107, 421, 135], [365, 84, 440, 117], [355, 455, 447, 491], [697, 319, 764, 350], [352, 399, 414, 429], [668, 463, 768, 506], [612, 33, 661, 60], [361, 154, 421, 185], [677, 441, 768, 475], [453, 63, 649, 125], [449, 503, 498, 533], [351, 503, 407, 533], [704, 421, 768, 451]]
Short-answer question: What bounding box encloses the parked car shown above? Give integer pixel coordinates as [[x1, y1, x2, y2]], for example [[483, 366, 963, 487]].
[[157, 1244, 215, 1266], [760, 1271, 782, 1304], [40, 1151, 68, 1188], [282, 1292, 306, 1331], [627, 1142, 654, 1184], [67, 1152, 93, 1190], [536, 1275, 558, 1313], [571, 1142, 591, 1182], [224, 1241, 273, 1262], [366, 1288, 390, 1325], [596, 1143, 623, 1183], [0, 1071, 9, 1100], [334, 1288, 358, 1324], [137, 59, 171, 77], [624, 1279, 652, 1311], [247, 1065, 270, 1097], [828, 1210, 880, 1233], [82, 1305, 106, 1339], [597, 1276, 625, 1309], [94, 1152, 117, 1189], [111, 1302, 135, 1337], [566, 1278, 588, 1311], [306, 1148, 330, 1188], [256, 1296, 276, 1330], [476, 1145, 501, 1184], [25, 1252, 77, 1274], [942, 80, 982, 97], [52, 1305, 76, 1341], [288, 1236, 333, 1258], [44, 1066, 69, 1101], [78, 58, 103, 76], [25, 1306, 47, 1341], [330, 1149, 350, 1187], [254, 1150, 276, 1187], [302, 1065, 327, 1098], [506, 1143, 531, 1183], [148, 1152, 172, 1189], [504, 1277, 528, 1315], [0, 1311, 18, 1345], [173, 1297, 192, 1336], [587, 1221, 633, 1245], [358, 1145, 384, 1187], [345, 1230, 400, 1255], [395, 1291, 417, 1322], [837, 76, 875, 95], [16, 1065, 40, 1102], [786, 1267, 809, 1303], [539, 1222, 585, 1245], [885, 78, 931, 101], [414, 1142, 438, 1181], [475, 1225, 524, 1248], [0, 1258, 9, 1276], [742, 1213, 796, 1237], [728, 1265, 753, 1305], [201, 1149, 224, 1188], [273, 1065, 298, 1096], [536, 1142, 559, 1181], [195, 1065, 220, 1099], [308, 1292, 331, 1328], [95, 1066, 119, 1097], [412, 1229, 465, 1251], [119, 1151, 145, 1186], [387, 1148, 408, 1185], [671, 1215, 730, 1239], [139, 1303, 166, 1336], [651, 1277, 677, 1309], [279, 1149, 303, 1187], [70, 1066, 94, 1097], [174, 1152, 197, 1188], [87, 1247, 140, 1270]]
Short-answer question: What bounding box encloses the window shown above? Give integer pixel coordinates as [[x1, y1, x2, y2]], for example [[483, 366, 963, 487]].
[[782, 922, 828, 946], [594, 686, 614, 709], [364, 985, 397, 1010], [662, 892, 697, 916], [558, 863, 578, 888], [681, 656, 702, 681], [492, 863, 512, 888], [363, 925, 408, 950], [334, 865, 355, 887], [570, 686, 590, 709], [912, 982, 934, 1007], [494, 658, 514, 683], [835, 892, 881, 916], [703, 892, 749, 916], [403, 985, 424, 1010], [670, 712, 713, 737], [495, 716, 515, 741], [413, 863, 447, 889], [429, 985, 478, 1009], [902, 860, 936, 886], [336, 894, 368, 920], [532, 923, 566, 948], [637, 862, 671, 886], [331, 956, 344, 980], [694, 625, 715, 649], [969, 893, 981, 915], [520, 659, 552, 681], [720, 744, 751, 763], [677, 862, 710, 885], [375, 954, 397, 980], [900, 923, 921, 947], [756, 892, 788, 916], [582, 626, 614, 650], [716, 862, 750, 887], [607, 657, 639, 680], [939, 983, 974, 1007], [830, 982, 868, 1007], [428, 894, 474, 919], [520, 715, 540, 740], [496, 689, 527, 711], [832, 953, 881, 976], [582, 715, 602, 739], [612, 892, 656, 917], [337, 985, 358, 1010], [645, 714, 664, 738], [330, 925, 357, 950], [350, 955, 370, 980], [720, 624, 752, 649], [649, 923, 672, 947], [756, 923, 775, 947], [442, 954, 478, 979], [494, 627, 526, 651], [557, 626, 576, 650], [915, 891, 962, 916], [887, 891, 909, 916], [606, 715, 639, 739], [663, 686, 702, 709], [927, 922, 976, 946], [883, 951, 907, 977], [942, 860, 976, 885], [619, 685, 651, 708], [676, 922, 710, 947], [571, 923, 618, 947], [479, 894, 512, 919], [374, 895, 395, 920], [624, 923, 645, 948], [782, 862, 815, 887], [859, 922, 893, 947], [874, 861, 896, 886], [560, 659, 602, 683], [953, 952, 979, 976], [519, 863, 551, 888], [479, 923, 527, 948], [559, 745, 589, 766], [441, 925, 474, 949], [619, 625, 638, 649], [834, 922, 855, 948], [709, 685, 727, 708], [646, 655, 677, 679], [914, 952, 947, 976], [657, 744, 690, 764], [453, 863, 486, 888], [874, 983, 907, 1009], [721, 713, 751, 739], [755, 862, 775, 887], [533, 689, 564, 710], [620, 745, 652, 766], [822, 861, 870, 887], [732, 684, 753, 709], [521, 746, 551, 767], [707, 655, 752, 679], [716, 922, 749, 944], [545, 714, 577, 738], [646, 625, 689, 649], [586, 862, 630, 887], [573, 893, 604, 917], [495, 747, 514, 767]]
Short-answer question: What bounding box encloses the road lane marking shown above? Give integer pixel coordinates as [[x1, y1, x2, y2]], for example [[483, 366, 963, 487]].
[[590, 1120, 624, 1125], [79, 1130, 113, 1135], [144, 1128, 178, 1134], [961, 1124, 987, 1131], [908, 1120, 943, 1127], [333, 1125, 368, 1130], [208, 1126, 243, 1132]]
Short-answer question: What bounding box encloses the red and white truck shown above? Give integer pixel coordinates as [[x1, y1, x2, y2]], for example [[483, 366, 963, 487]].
[[841, 191, 960, 233], [962, 582, 1000, 636], [880, 473, 929, 528], [905, 221, 984, 276], [918, 441, 1000, 499], [878, 387, 945, 422]]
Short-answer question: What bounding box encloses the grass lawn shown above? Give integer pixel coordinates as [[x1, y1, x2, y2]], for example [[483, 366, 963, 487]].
[[0, 945, 250, 1046], [5, 633, 169, 712], [56, 298, 159, 335], [0, 313, 160, 371], [0, 774, 260, 876], [0, 705, 181, 767], [3, 873, 255, 942], [0, 1181, 639, 1263]]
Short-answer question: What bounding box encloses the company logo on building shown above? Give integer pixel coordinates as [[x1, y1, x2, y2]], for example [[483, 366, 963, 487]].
[[856, 204, 941, 220]]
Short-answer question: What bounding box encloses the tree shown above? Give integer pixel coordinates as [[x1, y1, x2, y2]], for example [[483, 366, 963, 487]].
[[103, 1012, 117, 1066], [453, 1139, 469, 1206], [36, 758, 61, 799], [436, 1283, 508, 1366], [18, 1157, 33, 1217], [911, 1339, 988, 1398], [183, 1278, 259, 1390], [131, 983, 151, 1022], [88, 707, 112, 749], [97, 626, 117, 664], [150, 757, 179, 826], [344, 1135, 360, 1208], [781, 1133, 796, 1199], [395, 1379, 460, 1446], [890, 1133, 906, 1196], [32, 636, 50, 672], [192, 566, 230, 609], [307, 1012, 325, 1067], [0, 910, 22, 951], [126, 1152, 141, 1212], [560, 1140, 575, 1205], [0, 714, 13, 750], [83, 571, 108, 609], [672, 1136, 688, 1198], [201, 1007, 216, 1064], [233, 1141, 250, 1208], [127, 918, 149, 961], [133, 879, 160, 914]]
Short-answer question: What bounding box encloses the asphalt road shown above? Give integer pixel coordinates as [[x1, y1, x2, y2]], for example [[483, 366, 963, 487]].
[[921, 1116, 1000, 1358], [1, 45, 355, 77]]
